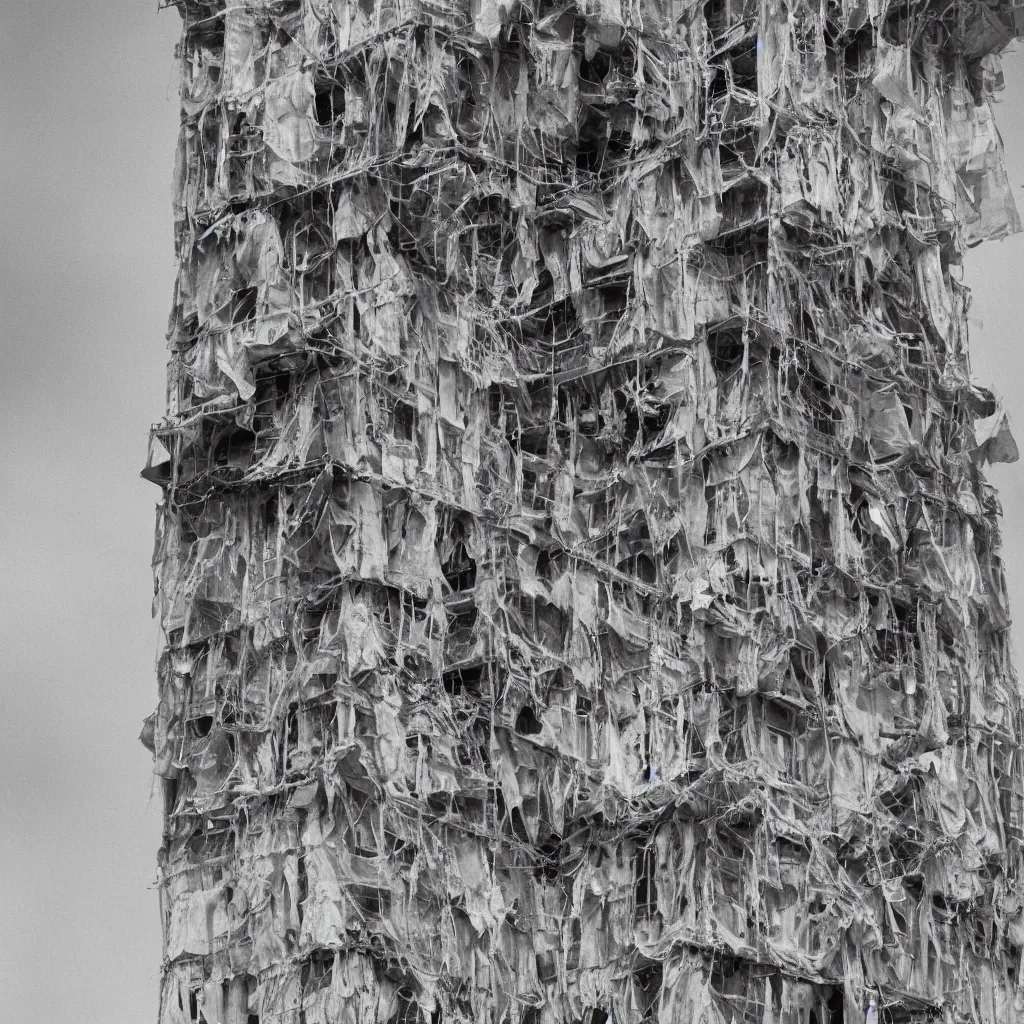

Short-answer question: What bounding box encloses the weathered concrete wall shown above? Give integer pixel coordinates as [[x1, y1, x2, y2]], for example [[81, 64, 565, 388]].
[[144, 1, 1024, 1021]]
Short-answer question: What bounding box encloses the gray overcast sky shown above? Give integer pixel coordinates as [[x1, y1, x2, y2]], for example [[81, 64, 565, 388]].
[[0, 5, 1022, 1022], [1, 3, 180, 1020]]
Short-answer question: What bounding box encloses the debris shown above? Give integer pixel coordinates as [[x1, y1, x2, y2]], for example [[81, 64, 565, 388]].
[[145, 1, 1024, 1022]]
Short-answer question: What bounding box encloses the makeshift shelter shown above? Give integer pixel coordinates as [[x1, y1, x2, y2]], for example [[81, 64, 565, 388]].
[[144, 0, 1024, 1020]]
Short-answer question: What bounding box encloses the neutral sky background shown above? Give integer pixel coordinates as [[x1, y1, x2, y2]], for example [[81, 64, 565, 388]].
[[0, 5, 1022, 1022]]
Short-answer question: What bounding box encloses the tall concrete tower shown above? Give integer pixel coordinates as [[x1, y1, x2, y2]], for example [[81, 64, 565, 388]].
[[144, 1, 1024, 1021]]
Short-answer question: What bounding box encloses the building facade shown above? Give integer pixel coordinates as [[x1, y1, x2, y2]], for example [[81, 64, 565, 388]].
[[145, 0, 1024, 1021]]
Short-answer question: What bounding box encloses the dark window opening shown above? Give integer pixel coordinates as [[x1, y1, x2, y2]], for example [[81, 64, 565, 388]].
[[566, 918, 582, 971], [634, 962, 664, 1018], [508, 805, 531, 843], [843, 23, 874, 79], [516, 703, 543, 736], [704, 0, 753, 42], [605, 126, 633, 161], [720, 177, 768, 235], [314, 84, 345, 126], [599, 283, 629, 324], [296, 854, 308, 927], [634, 552, 657, 586], [443, 664, 485, 696], [635, 843, 657, 916], [311, 672, 335, 694], [394, 401, 417, 442], [725, 38, 758, 91], [578, 50, 611, 87], [612, 386, 641, 444], [1007, 943, 1021, 983], [501, 23, 523, 48], [192, 715, 214, 738], [491, 784, 507, 823], [389, 988, 420, 1024], [488, 383, 504, 424], [456, 50, 479, 111], [536, 548, 557, 578], [575, 119, 605, 174], [536, 949, 558, 984], [212, 426, 256, 466], [707, 324, 746, 376], [534, 834, 562, 883], [162, 775, 179, 818], [442, 522, 477, 592], [683, 719, 706, 759], [826, 987, 844, 1023], [282, 702, 299, 771], [712, 220, 767, 260], [579, 395, 599, 436], [231, 287, 258, 325], [190, 21, 225, 54], [399, 591, 429, 622], [708, 58, 730, 102], [821, 661, 838, 704], [188, 987, 210, 1023], [449, 604, 478, 634]]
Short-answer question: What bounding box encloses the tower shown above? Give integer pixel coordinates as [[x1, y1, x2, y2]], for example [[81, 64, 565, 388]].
[[144, 1, 1024, 1021]]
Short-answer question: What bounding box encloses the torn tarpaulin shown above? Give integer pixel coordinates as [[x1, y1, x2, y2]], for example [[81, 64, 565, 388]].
[[145, 1, 1024, 1023]]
